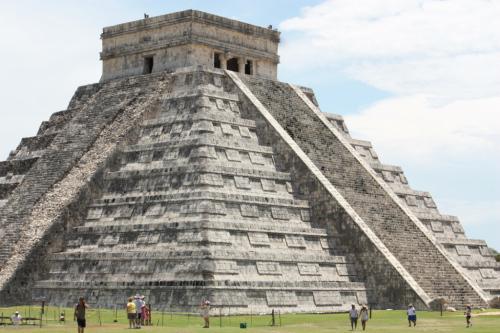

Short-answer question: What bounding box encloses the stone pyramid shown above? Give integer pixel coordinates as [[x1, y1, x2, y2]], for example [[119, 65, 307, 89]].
[[0, 10, 498, 313]]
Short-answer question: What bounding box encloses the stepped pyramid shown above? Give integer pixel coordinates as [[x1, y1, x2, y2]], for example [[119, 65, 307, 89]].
[[0, 10, 498, 312]]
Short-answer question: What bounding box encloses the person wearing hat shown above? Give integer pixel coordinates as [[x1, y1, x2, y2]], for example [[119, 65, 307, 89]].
[[407, 304, 417, 327], [359, 305, 369, 331], [134, 294, 145, 329], [200, 299, 210, 328], [10, 311, 22, 326], [74, 297, 89, 333]]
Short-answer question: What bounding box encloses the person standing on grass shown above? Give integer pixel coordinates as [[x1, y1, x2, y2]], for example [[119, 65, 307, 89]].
[[200, 300, 210, 328], [349, 304, 359, 330], [134, 294, 145, 329], [127, 297, 137, 329], [407, 304, 417, 327], [359, 305, 369, 330], [465, 304, 472, 328], [74, 297, 89, 333], [11, 311, 22, 326]]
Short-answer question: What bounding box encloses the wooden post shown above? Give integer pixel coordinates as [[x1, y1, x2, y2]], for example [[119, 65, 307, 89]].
[[271, 309, 275, 326], [369, 304, 372, 319]]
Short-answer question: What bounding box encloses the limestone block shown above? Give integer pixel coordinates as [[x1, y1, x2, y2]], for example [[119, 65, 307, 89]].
[[86, 207, 103, 220], [214, 260, 238, 274], [248, 232, 270, 246], [320, 238, 330, 249], [239, 126, 252, 138], [256, 261, 281, 275], [382, 171, 394, 182], [300, 209, 311, 222], [285, 181, 293, 193], [313, 291, 341, 306], [423, 197, 437, 208], [285, 235, 306, 248], [405, 195, 418, 207], [225, 149, 241, 161], [234, 176, 251, 189], [137, 233, 161, 244], [197, 173, 224, 186], [451, 222, 465, 234], [229, 101, 240, 113], [271, 207, 289, 220], [191, 120, 215, 133], [336, 264, 349, 276], [240, 204, 259, 217], [164, 149, 179, 160], [479, 269, 496, 279], [221, 123, 235, 135], [190, 146, 218, 159], [248, 152, 265, 165], [145, 204, 165, 216], [479, 246, 493, 256], [266, 291, 297, 306], [456, 245, 471, 256], [100, 235, 120, 246], [430, 221, 444, 232], [297, 263, 320, 276], [260, 179, 276, 192], [171, 123, 184, 134]]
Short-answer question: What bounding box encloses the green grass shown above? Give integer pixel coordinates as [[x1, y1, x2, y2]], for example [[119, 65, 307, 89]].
[[0, 306, 499, 333]]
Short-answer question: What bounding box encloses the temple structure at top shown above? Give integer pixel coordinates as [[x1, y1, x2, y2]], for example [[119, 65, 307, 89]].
[[100, 10, 280, 81]]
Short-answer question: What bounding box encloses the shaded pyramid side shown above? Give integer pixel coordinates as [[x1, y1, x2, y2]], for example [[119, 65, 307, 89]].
[[323, 113, 500, 300], [0, 73, 171, 304], [237, 72, 488, 308], [34, 69, 367, 313]]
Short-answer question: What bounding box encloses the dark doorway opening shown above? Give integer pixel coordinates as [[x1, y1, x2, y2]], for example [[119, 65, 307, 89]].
[[214, 53, 221, 68], [143, 56, 154, 74], [226, 58, 239, 72], [245, 60, 253, 75]]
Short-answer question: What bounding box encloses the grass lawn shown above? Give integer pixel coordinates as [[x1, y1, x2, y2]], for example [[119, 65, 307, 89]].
[[0, 306, 499, 333]]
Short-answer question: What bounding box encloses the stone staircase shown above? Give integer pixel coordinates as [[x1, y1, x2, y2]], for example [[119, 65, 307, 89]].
[[239, 74, 488, 308], [33, 69, 367, 313]]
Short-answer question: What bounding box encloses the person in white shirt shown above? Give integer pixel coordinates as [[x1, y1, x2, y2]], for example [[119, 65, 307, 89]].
[[349, 304, 358, 330], [359, 305, 369, 331], [134, 294, 145, 328], [11, 311, 22, 326], [407, 304, 417, 327]]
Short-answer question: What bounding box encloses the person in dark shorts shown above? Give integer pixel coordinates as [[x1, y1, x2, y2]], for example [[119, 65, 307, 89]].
[[74, 297, 89, 333], [349, 304, 358, 330], [465, 305, 472, 328], [407, 304, 417, 327], [127, 297, 137, 329]]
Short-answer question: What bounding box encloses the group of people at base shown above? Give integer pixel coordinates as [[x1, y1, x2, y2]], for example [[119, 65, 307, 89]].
[[126, 294, 151, 329], [348, 304, 370, 330]]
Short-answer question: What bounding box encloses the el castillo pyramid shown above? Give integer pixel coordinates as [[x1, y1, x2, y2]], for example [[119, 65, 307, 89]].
[[0, 10, 498, 313]]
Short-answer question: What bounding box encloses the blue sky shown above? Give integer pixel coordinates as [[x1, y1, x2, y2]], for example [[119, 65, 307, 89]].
[[0, 1, 498, 250]]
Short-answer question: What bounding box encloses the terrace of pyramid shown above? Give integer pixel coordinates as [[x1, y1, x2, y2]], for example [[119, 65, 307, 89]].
[[0, 10, 498, 313]]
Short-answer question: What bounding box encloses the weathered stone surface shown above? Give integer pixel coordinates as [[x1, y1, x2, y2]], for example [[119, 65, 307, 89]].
[[0, 10, 498, 313]]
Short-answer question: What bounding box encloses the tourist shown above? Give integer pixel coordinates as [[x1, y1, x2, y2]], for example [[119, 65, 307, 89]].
[[127, 297, 137, 329], [11, 311, 22, 326], [349, 304, 358, 330], [142, 303, 150, 326], [407, 304, 417, 327], [359, 305, 369, 330], [74, 297, 89, 333], [465, 304, 472, 328], [134, 294, 145, 328], [200, 300, 210, 328]]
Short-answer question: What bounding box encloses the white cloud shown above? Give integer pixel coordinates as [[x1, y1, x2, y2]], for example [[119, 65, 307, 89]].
[[344, 95, 500, 164], [280, 0, 500, 101], [281, 0, 500, 248]]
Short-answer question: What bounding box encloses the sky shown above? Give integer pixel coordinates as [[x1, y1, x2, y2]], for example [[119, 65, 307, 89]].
[[0, 0, 498, 249]]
